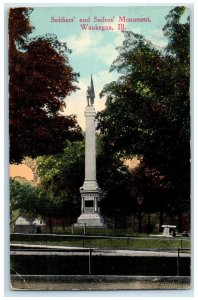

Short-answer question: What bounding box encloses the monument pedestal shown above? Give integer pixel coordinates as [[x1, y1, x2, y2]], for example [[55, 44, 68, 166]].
[[76, 185, 105, 227], [75, 105, 105, 228]]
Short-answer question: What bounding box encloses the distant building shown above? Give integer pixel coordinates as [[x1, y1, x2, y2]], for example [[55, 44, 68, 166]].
[[14, 215, 46, 234]]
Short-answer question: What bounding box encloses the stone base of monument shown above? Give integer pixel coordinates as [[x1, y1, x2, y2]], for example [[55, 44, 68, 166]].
[[74, 184, 106, 228], [75, 212, 106, 227]]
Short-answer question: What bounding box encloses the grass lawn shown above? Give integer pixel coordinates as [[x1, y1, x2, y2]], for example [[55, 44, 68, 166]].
[[10, 233, 190, 251]]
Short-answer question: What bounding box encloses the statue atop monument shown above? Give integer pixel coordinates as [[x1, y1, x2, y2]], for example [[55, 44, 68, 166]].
[[86, 75, 95, 106]]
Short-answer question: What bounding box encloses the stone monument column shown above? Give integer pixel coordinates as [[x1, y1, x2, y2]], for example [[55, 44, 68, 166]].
[[75, 76, 105, 227], [83, 106, 97, 190]]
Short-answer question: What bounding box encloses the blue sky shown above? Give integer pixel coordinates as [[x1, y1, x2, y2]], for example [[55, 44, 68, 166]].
[[29, 6, 187, 130]]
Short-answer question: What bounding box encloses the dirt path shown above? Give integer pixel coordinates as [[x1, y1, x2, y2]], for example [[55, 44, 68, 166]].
[[11, 280, 191, 291]]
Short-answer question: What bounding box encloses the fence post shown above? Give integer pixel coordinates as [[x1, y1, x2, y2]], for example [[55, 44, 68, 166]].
[[177, 248, 180, 276], [127, 237, 129, 248], [89, 248, 92, 275], [84, 223, 87, 235], [71, 225, 74, 235]]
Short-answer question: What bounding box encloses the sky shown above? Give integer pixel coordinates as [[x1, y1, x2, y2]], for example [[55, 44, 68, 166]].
[[10, 164, 34, 181], [28, 5, 183, 130]]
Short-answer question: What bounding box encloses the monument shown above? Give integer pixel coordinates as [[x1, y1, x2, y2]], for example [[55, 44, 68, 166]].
[[75, 76, 105, 227]]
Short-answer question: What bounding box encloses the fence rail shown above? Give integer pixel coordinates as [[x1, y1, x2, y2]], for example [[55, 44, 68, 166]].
[[177, 248, 191, 276], [10, 232, 190, 239], [10, 246, 191, 277], [10, 233, 190, 251]]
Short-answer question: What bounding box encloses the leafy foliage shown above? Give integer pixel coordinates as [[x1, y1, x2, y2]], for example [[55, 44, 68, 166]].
[[96, 135, 133, 219], [97, 7, 190, 225], [10, 178, 54, 223], [9, 8, 82, 163], [37, 141, 85, 221]]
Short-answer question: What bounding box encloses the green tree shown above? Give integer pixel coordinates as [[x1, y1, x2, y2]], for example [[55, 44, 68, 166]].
[[96, 135, 134, 228], [10, 179, 45, 221], [10, 179, 38, 218], [37, 141, 85, 223], [9, 8, 82, 163], [128, 161, 171, 232], [10, 178, 58, 232], [97, 7, 190, 229]]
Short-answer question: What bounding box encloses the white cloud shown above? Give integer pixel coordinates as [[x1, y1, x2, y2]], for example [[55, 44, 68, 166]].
[[65, 29, 125, 66], [148, 28, 167, 48], [149, 37, 167, 48], [92, 43, 118, 65], [65, 31, 103, 55], [127, 26, 142, 34], [150, 28, 164, 38]]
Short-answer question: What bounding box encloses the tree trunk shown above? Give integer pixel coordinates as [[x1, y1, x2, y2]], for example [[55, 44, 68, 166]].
[[48, 216, 53, 233], [177, 210, 182, 232], [159, 210, 163, 232], [146, 211, 153, 233], [137, 210, 142, 233], [61, 218, 65, 229], [148, 211, 151, 226]]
